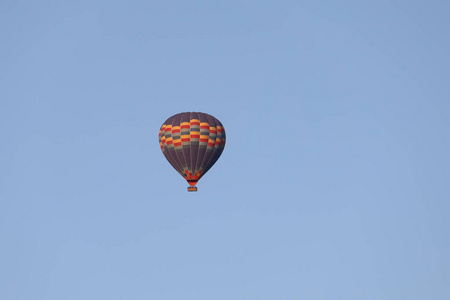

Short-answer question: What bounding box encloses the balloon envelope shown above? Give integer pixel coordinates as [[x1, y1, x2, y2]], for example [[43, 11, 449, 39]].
[[158, 112, 226, 189]]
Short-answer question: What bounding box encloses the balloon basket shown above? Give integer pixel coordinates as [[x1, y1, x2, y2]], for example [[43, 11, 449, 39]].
[[187, 187, 198, 192]]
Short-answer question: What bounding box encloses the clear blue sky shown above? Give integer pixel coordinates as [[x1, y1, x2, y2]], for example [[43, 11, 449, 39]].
[[1, 1, 449, 299]]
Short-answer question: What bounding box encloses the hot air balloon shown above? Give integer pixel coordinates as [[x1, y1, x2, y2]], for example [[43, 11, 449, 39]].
[[158, 112, 226, 192]]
